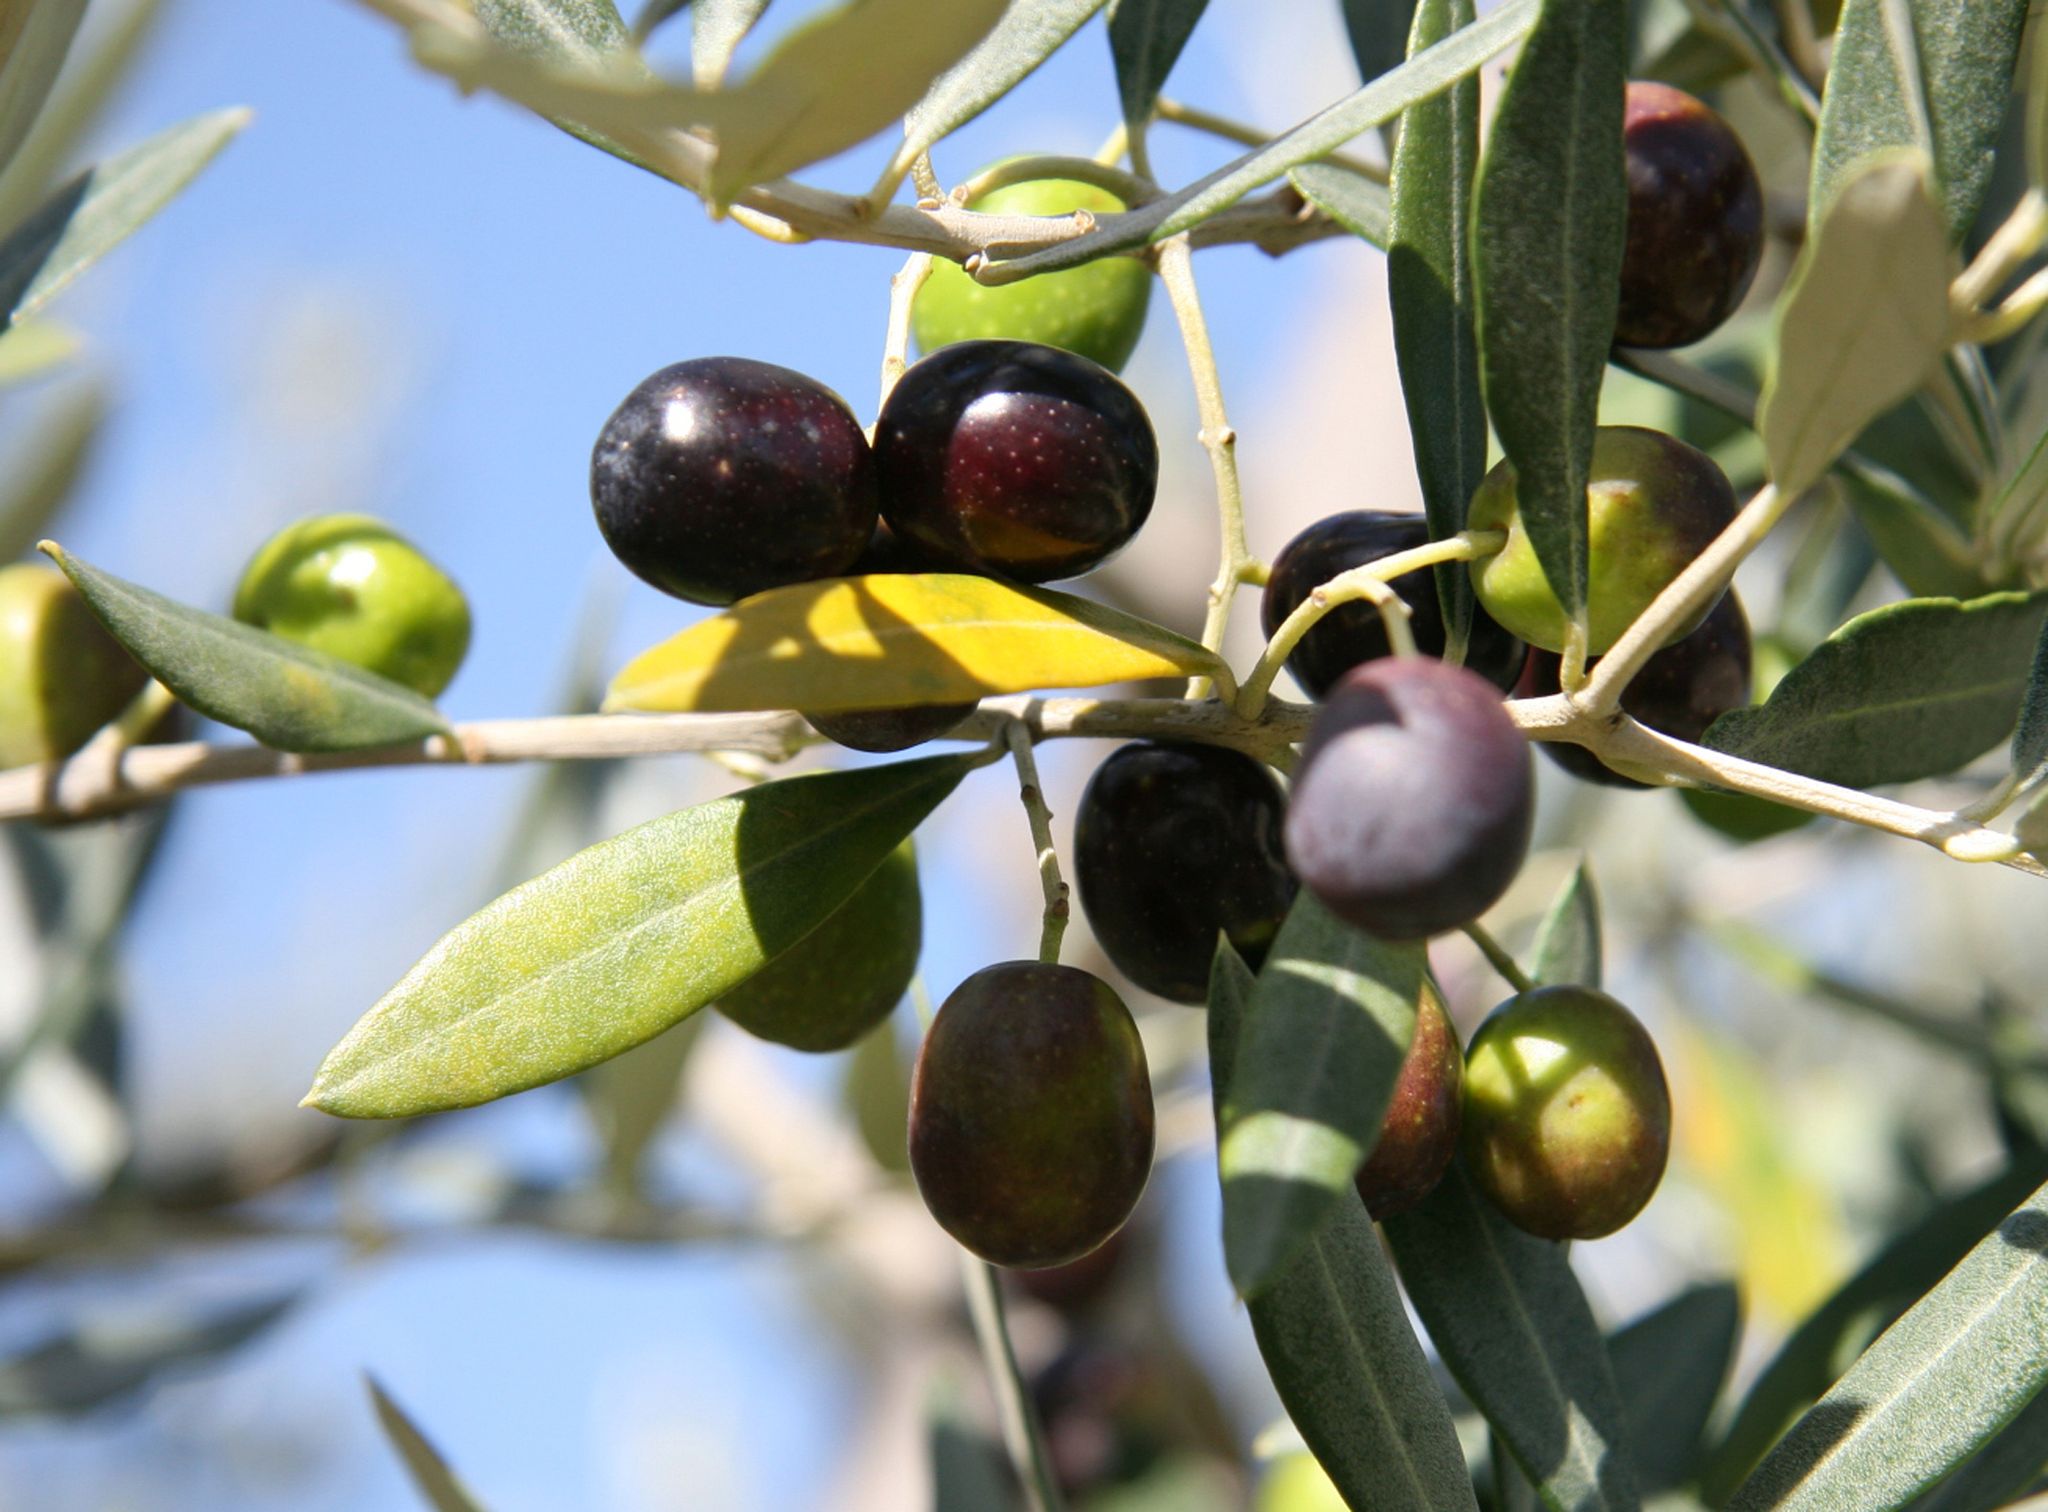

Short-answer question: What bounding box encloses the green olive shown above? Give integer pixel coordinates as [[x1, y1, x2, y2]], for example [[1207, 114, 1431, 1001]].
[[0, 563, 146, 768], [232, 513, 471, 697], [911, 173, 1152, 372]]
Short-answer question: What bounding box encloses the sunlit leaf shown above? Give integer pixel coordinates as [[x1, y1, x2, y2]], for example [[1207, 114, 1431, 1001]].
[[0, 317, 77, 381], [366, 1375, 487, 1512], [305, 754, 977, 1118], [1913, 1386, 2048, 1512], [0, 0, 88, 187], [475, 0, 633, 65], [604, 572, 1226, 714], [690, 0, 771, 84], [1527, 858, 1600, 989]]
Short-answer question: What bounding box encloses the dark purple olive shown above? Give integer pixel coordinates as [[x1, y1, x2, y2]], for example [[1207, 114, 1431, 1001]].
[[873, 340, 1157, 583], [590, 357, 876, 606], [1617, 82, 1765, 350], [1355, 984, 1464, 1220], [805, 702, 976, 753], [909, 961, 1154, 1269], [1521, 591, 1752, 789], [1261, 510, 1528, 697], [1285, 659, 1534, 940], [1074, 742, 1297, 1004]]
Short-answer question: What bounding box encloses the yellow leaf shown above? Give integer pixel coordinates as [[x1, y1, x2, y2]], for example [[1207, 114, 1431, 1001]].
[[604, 572, 1228, 714]]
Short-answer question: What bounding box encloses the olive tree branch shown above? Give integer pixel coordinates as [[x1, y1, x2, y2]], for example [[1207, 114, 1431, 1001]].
[[876, 251, 933, 420], [1004, 718, 1070, 964], [1460, 922, 1536, 994]]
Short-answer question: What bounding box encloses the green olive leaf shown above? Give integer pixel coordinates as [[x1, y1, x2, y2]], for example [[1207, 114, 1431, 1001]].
[[1340, 0, 1421, 84], [604, 572, 1228, 714], [0, 107, 247, 334], [689, 0, 772, 84], [41, 543, 455, 754], [2005, 613, 2048, 801], [1388, 0, 1482, 652], [1286, 163, 1389, 249], [1757, 151, 1953, 499], [1471, 0, 1629, 627], [1107, 0, 1208, 140], [577, 1013, 704, 1193], [1527, 858, 1601, 990], [1701, 1154, 2048, 1505], [1811, 0, 2029, 243], [305, 753, 977, 1119], [1702, 590, 2048, 789], [366, 1375, 486, 1512], [1726, 1176, 2048, 1512], [0, 0, 88, 188], [1911, 1386, 2048, 1512], [1607, 1282, 1741, 1495], [0, 383, 100, 564], [1219, 892, 1426, 1298], [1383, 1160, 1643, 1512], [474, 0, 634, 65]]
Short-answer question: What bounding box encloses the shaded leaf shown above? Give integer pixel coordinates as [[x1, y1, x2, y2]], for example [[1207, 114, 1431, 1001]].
[[1471, 0, 1629, 625], [1727, 1177, 2048, 1512], [690, 0, 771, 84], [1608, 1282, 1740, 1494], [0, 383, 101, 563], [0, 1294, 297, 1417], [1811, 0, 2028, 242], [604, 572, 1226, 714], [1839, 458, 1990, 600], [1702, 1155, 2048, 1504], [1107, 0, 1208, 136], [0, 107, 246, 334], [2007, 617, 2048, 800], [305, 754, 977, 1118], [367, 1376, 487, 1512], [1703, 590, 2048, 788], [1220, 892, 1425, 1297], [1341, 0, 1421, 85], [1385, 1161, 1641, 1512], [1527, 858, 1601, 990], [1287, 162, 1389, 249], [630, 0, 690, 42], [578, 1012, 704, 1192], [0, 0, 88, 187], [1388, 0, 1482, 649], [1757, 152, 1952, 497], [931, 1394, 1024, 1512], [44, 543, 453, 754], [1912, 1385, 2048, 1512], [844, 1016, 911, 1173], [1206, 935, 1253, 1122]]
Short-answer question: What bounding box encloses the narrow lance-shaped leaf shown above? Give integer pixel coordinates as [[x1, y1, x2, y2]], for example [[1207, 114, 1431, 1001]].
[[0, 0, 88, 186], [366, 1376, 487, 1512], [1471, 0, 1629, 629], [0, 107, 248, 333], [1811, 0, 2028, 242], [1384, 1161, 1643, 1512], [1219, 892, 1426, 1297], [2005, 616, 2048, 801], [474, 0, 634, 65], [1703, 589, 2048, 788], [1389, 0, 1483, 653], [306, 754, 977, 1119], [1727, 1176, 2048, 1512], [604, 572, 1229, 714], [1756, 151, 1952, 498], [1607, 1282, 1741, 1495], [1341, 0, 1422, 84], [691, 0, 773, 84], [1287, 163, 1389, 249], [1107, 0, 1208, 141], [1527, 859, 1601, 990], [1912, 1385, 2048, 1512], [43, 543, 453, 754]]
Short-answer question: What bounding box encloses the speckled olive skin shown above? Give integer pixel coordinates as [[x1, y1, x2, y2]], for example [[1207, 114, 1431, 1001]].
[[1286, 659, 1533, 941], [1355, 984, 1464, 1220], [909, 961, 1154, 1268], [1462, 986, 1671, 1241], [1261, 510, 1528, 697], [1523, 590, 1752, 789], [805, 703, 975, 753], [1617, 82, 1764, 350], [590, 357, 877, 606], [0, 564, 146, 768], [874, 340, 1158, 583], [1468, 426, 1737, 654], [233, 513, 472, 698], [717, 841, 921, 1052], [912, 175, 1152, 372], [1074, 741, 1297, 1003]]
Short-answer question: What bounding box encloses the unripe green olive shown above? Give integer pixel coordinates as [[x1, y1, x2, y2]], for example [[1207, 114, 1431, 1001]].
[[1467, 426, 1737, 655], [911, 173, 1152, 372], [0, 563, 146, 768], [232, 513, 471, 697], [717, 841, 921, 1052], [1462, 985, 1671, 1241]]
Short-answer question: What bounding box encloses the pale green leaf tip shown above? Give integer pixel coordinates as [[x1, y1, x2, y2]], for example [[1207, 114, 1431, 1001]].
[[35, 539, 61, 562]]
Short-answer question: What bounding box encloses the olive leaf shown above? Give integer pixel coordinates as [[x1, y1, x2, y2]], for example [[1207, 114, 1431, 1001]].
[[1287, 163, 1388, 249], [0, 1293, 299, 1417], [689, 0, 772, 84], [1756, 151, 1953, 499], [0, 0, 88, 187], [1912, 1386, 2048, 1512], [2005, 616, 2048, 803], [1726, 1176, 2048, 1512], [1340, 0, 1422, 84], [1471, 0, 1629, 627], [1607, 1282, 1740, 1494], [1384, 1161, 1643, 1512], [1527, 858, 1601, 990], [603, 572, 1228, 714], [1811, 0, 2029, 242], [1703, 589, 2048, 788], [305, 753, 977, 1119], [474, 0, 635, 66], [0, 383, 100, 564], [1107, 0, 1209, 140], [366, 1375, 487, 1512], [1218, 892, 1426, 1297], [42, 543, 455, 754]]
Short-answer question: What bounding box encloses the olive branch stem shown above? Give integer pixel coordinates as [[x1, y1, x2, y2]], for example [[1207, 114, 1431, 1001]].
[[876, 251, 934, 420], [961, 1251, 1067, 1512], [1004, 719, 1071, 965], [1461, 922, 1536, 994]]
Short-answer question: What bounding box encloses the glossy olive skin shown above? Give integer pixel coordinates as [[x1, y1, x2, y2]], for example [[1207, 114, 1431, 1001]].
[[590, 357, 877, 606], [1617, 82, 1765, 350], [717, 842, 921, 1052], [805, 703, 976, 753], [1074, 742, 1297, 1003], [874, 340, 1158, 584], [0, 564, 146, 768], [912, 174, 1152, 372], [1462, 986, 1671, 1241], [1469, 426, 1737, 654], [1523, 590, 1753, 789], [1286, 659, 1534, 941], [233, 514, 472, 697], [909, 961, 1154, 1268], [1355, 984, 1464, 1220], [1262, 511, 1527, 697]]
